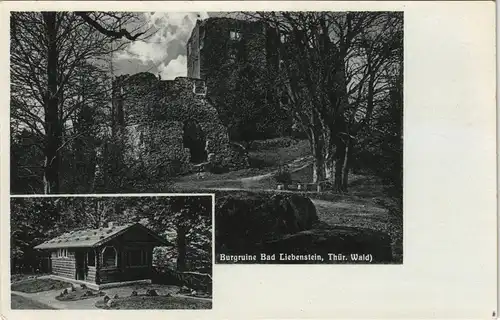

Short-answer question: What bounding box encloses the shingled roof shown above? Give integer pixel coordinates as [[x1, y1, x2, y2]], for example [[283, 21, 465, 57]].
[[34, 223, 170, 250]]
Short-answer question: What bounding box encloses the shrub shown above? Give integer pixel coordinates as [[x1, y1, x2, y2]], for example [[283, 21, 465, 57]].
[[208, 164, 229, 174], [274, 165, 292, 184]]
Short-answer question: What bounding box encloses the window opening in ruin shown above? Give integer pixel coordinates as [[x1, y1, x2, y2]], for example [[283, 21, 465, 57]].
[[230, 30, 241, 41], [193, 80, 207, 95], [183, 120, 208, 164], [280, 34, 289, 43]]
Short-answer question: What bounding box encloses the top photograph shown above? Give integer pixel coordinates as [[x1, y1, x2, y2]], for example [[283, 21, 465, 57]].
[[10, 11, 403, 197], [10, 11, 404, 263]]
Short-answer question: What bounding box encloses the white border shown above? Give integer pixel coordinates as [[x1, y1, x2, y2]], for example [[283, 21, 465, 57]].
[[1, 1, 497, 319]]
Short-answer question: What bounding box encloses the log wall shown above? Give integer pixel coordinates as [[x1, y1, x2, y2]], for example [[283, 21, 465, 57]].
[[51, 251, 76, 280]]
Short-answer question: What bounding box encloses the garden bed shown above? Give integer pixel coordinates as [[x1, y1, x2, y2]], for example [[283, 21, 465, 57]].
[[56, 285, 105, 301], [11, 278, 70, 293], [11, 294, 55, 309], [95, 295, 212, 309]]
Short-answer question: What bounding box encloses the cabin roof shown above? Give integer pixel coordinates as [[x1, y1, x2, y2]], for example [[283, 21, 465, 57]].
[[34, 223, 170, 250]]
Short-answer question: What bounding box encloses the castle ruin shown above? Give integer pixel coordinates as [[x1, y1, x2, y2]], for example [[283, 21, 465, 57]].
[[111, 72, 248, 177]]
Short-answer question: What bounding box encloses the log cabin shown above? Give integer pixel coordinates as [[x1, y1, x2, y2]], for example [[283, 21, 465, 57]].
[[34, 222, 171, 289]]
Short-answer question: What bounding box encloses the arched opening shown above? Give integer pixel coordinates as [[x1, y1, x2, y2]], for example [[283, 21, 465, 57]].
[[183, 120, 207, 164], [102, 246, 118, 268]]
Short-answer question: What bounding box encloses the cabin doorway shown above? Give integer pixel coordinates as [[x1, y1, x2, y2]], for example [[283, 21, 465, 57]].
[[75, 252, 87, 280]]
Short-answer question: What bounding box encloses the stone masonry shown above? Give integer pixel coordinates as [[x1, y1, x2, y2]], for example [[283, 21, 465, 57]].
[[112, 72, 249, 177]]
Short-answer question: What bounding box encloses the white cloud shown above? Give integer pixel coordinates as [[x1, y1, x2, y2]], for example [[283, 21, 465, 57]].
[[114, 12, 208, 69], [158, 55, 187, 80]]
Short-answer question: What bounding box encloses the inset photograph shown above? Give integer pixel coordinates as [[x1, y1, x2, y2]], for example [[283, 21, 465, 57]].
[[10, 195, 213, 310]]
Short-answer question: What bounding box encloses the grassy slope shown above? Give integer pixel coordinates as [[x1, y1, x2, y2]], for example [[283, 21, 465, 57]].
[[172, 138, 311, 190], [11, 294, 56, 309]]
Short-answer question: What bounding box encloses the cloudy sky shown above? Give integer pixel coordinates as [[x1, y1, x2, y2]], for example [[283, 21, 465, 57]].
[[113, 12, 230, 79]]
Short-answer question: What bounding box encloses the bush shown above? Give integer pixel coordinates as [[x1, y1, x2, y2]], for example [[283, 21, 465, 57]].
[[208, 164, 229, 174], [274, 165, 292, 184]]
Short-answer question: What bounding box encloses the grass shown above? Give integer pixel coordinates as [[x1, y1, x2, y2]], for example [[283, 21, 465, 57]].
[[95, 295, 212, 310], [11, 278, 71, 293], [248, 139, 310, 169], [11, 294, 55, 309]]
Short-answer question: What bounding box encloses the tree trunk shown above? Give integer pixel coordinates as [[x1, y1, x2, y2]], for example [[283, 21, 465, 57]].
[[341, 140, 352, 192], [42, 12, 61, 194], [176, 224, 187, 272], [324, 137, 335, 181], [333, 140, 346, 193], [310, 132, 325, 184]]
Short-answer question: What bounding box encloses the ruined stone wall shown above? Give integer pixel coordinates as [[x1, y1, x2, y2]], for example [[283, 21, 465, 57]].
[[186, 17, 293, 140], [112, 73, 248, 177], [159, 77, 249, 170], [193, 17, 269, 82], [187, 22, 201, 78]]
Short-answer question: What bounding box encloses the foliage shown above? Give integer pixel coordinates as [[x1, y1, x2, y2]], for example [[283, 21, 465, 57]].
[[10, 12, 153, 194], [242, 11, 403, 192], [273, 165, 292, 184]]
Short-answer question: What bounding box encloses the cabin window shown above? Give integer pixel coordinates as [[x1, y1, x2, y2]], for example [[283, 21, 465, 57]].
[[230, 30, 241, 41], [127, 249, 148, 267], [87, 250, 96, 267], [57, 248, 68, 258], [102, 246, 118, 268]]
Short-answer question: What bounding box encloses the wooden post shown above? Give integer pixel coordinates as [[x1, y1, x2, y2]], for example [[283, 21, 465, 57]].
[[95, 248, 100, 285]]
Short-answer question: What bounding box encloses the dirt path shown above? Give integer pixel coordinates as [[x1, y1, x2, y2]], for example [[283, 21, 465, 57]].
[[173, 156, 312, 190]]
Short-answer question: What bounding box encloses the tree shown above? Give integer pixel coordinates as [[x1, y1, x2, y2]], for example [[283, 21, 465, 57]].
[[243, 11, 403, 192], [335, 12, 403, 191], [10, 12, 152, 194], [149, 197, 212, 272]]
